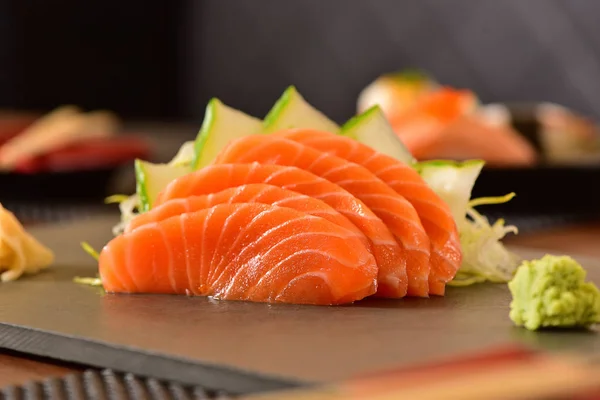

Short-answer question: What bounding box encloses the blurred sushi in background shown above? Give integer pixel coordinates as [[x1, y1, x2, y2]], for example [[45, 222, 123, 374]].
[[0, 105, 150, 174], [479, 102, 600, 165], [357, 69, 440, 117], [0, 106, 151, 217], [358, 70, 600, 167]]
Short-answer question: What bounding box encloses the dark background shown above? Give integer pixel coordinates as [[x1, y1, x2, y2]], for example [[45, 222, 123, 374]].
[[2, 0, 600, 124]]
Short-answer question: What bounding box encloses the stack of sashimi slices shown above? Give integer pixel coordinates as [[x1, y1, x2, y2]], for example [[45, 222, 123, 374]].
[[93, 86, 521, 306]]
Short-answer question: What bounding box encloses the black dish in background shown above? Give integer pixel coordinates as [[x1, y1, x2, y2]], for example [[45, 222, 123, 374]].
[[470, 102, 600, 219], [0, 167, 118, 203], [3, 162, 599, 226], [0, 167, 124, 225], [0, 131, 152, 209], [471, 165, 600, 218]]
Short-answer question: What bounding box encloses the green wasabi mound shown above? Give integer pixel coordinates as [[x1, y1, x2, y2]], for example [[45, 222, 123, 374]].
[[508, 255, 600, 331]]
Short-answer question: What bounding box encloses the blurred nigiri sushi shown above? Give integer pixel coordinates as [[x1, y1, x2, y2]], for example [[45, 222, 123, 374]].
[[357, 69, 439, 117], [358, 71, 538, 167]]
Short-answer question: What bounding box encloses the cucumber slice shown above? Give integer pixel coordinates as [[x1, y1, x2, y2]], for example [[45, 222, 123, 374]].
[[169, 141, 195, 167], [341, 105, 415, 165], [192, 98, 263, 169], [135, 159, 191, 212], [414, 159, 485, 222], [263, 86, 339, 133]]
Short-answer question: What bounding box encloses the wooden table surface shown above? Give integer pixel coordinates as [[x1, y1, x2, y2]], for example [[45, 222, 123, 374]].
[[1, 221, 600, 388]]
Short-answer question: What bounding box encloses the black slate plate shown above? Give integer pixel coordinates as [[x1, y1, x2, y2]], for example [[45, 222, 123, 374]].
[[0, 218, 598, 397]]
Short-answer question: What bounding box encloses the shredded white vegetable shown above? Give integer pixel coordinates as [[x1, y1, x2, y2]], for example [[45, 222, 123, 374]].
[[107, 193, 140, 236], [448, 193, 521, 286]]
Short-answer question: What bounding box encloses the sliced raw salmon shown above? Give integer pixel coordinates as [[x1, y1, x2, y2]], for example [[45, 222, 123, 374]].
[[277, 129, 461, 295], [156, 163, 408, 298], [99, 203, 378, 305], [126, 183, 369, 250], [213, 136, 431, 297]]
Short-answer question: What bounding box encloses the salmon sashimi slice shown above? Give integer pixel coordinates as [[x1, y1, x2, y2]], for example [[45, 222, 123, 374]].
[[99, 203, 378, 305], [156, 163, 408, 298], [276, 129, 462, 295], [126, 183, 369, 249], [213, 136, 431, 297]]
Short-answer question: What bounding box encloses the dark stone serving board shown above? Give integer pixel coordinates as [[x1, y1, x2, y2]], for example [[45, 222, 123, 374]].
[[0, 216, 598, 396]]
